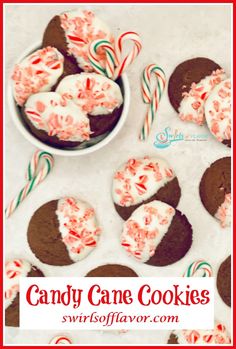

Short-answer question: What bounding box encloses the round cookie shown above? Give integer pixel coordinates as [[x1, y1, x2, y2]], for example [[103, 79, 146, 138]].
[[49, 335, 73, 345], [205, 79, 231, 147], [168, 58, 226, 125], [121, 200, 192, 266], [27, 197, 101, 266], [23, 91, 90, 148], [199, 157, 231, 227], [43, 9, 113, 73], [56, 73, 124, 138], [86, 264, 138, 277], [112, 157, 181, 220], [217, 255, 231, 307], [168, 322, 231, 344], [12, 46, 64, 107], [5, 259, 44, 327]]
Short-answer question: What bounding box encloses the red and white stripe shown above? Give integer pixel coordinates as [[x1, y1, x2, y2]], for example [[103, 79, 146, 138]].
[[113, 31, 142, 80]]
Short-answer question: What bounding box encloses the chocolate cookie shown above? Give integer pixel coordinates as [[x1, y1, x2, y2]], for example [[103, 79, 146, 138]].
[[12, 46, 64, 107], [121, 200, 192, 266], [42, 9, 113, 73], [56, 73, 123, 138], [42, 15, 83, 80], [22, 73, 123, 149], [27, 197, 101, 266], [168, 333, 179, 344], [199, 157, 231, 227], [167, 322, 231, 344], [112, 157, 181, 220], [168, 58, 226, 125], [205, 79, 231, 147], [86, 264, 138, 277], [22, 91, 90, 148], [217, 255, 231, 307], [5, 259, 44, 327]]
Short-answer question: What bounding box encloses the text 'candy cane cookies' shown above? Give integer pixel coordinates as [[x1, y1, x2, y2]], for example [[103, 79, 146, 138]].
[[27, 197, 101, 266]]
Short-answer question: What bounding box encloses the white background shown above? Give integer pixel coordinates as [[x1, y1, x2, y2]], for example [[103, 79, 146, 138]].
[[20, 277, 214, 330], [5, 3, 231, 345]]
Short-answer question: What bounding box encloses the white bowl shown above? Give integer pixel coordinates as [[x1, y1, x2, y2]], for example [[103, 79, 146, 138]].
[[8, 42, 130, 156]]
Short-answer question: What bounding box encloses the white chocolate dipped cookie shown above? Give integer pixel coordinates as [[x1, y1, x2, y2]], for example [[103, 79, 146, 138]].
[[27, 197, 101, 266]]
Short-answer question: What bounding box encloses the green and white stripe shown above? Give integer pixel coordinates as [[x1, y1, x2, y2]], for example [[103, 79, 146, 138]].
[[88, 39, 117, 79], [140, 64, 166, 141], [5, 150, 54, 218], [183, 260, 213, 277]]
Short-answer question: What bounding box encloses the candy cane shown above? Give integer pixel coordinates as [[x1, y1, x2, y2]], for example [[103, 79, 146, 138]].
[[88, 32, 142, 80], [140, 64, 166, 141], [88, 39, 118, 79], [183, 260, 213, 277], [49, 335, 72, 345], [5, 150, 54, 218], [113, 31, 142, 80]]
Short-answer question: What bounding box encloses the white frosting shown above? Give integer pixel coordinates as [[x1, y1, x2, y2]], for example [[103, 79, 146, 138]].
[[12, 47, 64, 106], [215, 193, 231, 228], [121, 201, 175, 262], [173, 322, 231, 344], [56, 197, 101, 262], [205, 79, 231, 143], [179, 69, 226, 125], [60, 10, 113, 72], [112, 157, 176, 207], [49, 336, 72, 345], [56, 73, 123, 116], [5, 259, 31, 309], [25, 92, 90, 142]]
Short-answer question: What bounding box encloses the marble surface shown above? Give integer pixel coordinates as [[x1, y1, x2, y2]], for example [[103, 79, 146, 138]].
[[4, 4, 232, 345]]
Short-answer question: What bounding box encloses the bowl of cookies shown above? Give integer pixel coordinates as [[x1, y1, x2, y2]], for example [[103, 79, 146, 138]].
[[8, 9, 133, 156]]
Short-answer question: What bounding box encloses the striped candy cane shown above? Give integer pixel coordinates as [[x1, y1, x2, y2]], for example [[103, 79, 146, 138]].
[[140, 64, 166, 141], [49, 335, 73, 345], [88, 32, 142, 80], [113, 31, 142, 80], [5, 150, 54, 218], [183, 260, 213, 277], [88, 39, 118, 79]]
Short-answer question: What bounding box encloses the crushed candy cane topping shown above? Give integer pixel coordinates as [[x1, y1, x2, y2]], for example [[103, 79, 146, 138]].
[[60, 10, 113, 72], [12, 47, 64, 106], [174, 322, 231, 344], [56, 73, 123, 116], [5, 259, 31, 309], [112, 157, 175, 207], [205, 79, 231, 143], [25, 92, 91, 142], [215, 193, 231, 228], [121, 201, 175, 262], [56, 197, 101, 262], [179, 69, 226, 125]]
